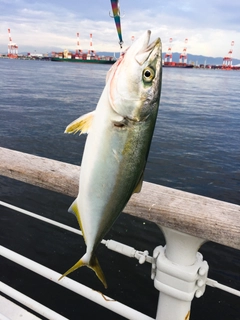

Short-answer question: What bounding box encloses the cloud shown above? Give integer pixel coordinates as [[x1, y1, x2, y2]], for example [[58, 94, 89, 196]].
[[0, 0, 240, 58]]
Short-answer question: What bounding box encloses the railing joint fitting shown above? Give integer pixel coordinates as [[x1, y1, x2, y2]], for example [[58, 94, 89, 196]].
[[152, 245, 209, 301]]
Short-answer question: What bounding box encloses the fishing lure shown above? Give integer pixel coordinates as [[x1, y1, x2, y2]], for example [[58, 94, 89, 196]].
[[110, 0, 123, 48]]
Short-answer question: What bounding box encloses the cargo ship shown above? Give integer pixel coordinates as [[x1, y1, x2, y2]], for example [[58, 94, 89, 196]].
[[51, 49, 116, 65], [163, 61, 194, 68], [163, 38, 194, 68]]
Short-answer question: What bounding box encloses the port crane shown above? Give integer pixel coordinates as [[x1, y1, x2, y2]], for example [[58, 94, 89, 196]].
[[7, 28, 18, 59], [164, 38, 173, 64], [179, 38, 188, 64], [222, 41, 234, 69]]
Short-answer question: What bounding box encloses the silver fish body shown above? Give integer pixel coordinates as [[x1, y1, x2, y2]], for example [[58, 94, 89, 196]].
[[61, 30, 162, 288]]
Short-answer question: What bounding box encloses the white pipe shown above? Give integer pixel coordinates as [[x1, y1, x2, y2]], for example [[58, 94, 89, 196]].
[[0, 246, 154, 320], [154, 227, 207, 320], [0, 201, 82, 236], [0, 313, 11, 320], [206, 279, 240, 297], [0, 282, 68, 320]]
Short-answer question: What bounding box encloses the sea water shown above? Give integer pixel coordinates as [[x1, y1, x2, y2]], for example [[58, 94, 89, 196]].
[[0, 59, 239, 319]]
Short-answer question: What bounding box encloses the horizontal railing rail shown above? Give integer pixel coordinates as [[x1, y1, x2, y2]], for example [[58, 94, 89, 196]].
[[0, 147, 239, 250]]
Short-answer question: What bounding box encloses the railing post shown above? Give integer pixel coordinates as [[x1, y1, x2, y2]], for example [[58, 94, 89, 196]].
[[152, 227, 209, 320]]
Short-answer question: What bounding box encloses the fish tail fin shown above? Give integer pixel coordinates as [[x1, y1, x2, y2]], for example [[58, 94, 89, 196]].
[[89, 254, 107, 289], [58, 258, 85, 281], [59, 253, 107, 289]]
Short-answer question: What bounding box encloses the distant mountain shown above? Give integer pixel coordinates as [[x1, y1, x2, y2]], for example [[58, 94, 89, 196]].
[[100, 51, 240, 65], [98, 51, 240, 65], [3, 49, 240, 66], [163, 52, 240, 66]]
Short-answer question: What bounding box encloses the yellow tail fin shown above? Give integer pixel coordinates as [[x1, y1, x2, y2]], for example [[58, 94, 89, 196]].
[[59, 259, 85, 281], [89, 255, 107, 289], [59, 254, 107, 289]]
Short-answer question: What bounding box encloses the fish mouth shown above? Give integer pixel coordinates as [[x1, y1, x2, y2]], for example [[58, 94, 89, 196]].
[[135, 30, 161, 66]]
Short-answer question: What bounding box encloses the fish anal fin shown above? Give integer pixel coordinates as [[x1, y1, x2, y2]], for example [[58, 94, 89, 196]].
[[133, 172, 144, 193], [65, 111, 95, 135], [68, 199, 78, 216], [68, 199, 86, 241]]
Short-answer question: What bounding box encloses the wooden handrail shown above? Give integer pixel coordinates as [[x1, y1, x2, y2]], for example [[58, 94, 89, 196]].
[[0, 147, 239, 250]]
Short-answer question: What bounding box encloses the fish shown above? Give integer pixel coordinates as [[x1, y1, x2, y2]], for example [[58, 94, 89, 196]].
[[59, 30, 162, 288]]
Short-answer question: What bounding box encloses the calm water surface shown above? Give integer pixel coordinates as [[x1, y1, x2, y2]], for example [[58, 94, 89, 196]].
[[0, 59, 239, 319]]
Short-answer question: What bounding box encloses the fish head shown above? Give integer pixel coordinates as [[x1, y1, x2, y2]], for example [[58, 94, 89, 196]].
[[107, 30, 162, 122]]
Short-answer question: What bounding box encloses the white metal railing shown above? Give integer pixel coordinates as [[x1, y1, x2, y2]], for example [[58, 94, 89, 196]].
[[0, 200, 239, 320], [0, 148, 239, 319]]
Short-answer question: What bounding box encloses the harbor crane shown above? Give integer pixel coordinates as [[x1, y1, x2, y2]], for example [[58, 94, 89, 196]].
[[179, 38, 188, 64], [164, 38, 173, 64], [222, 41, 234, 69], [7, 28, 18, 59]]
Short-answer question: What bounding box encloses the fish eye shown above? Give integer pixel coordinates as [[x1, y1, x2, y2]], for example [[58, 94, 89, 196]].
[[143, 67, 155, 82]]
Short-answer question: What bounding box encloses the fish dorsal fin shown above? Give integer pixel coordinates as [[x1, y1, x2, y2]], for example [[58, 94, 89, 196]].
[[65, 111, 95, 135], [133, 172, 144, 193]]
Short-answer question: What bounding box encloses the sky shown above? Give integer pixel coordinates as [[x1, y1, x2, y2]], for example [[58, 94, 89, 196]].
[[0, 0, 240, 59]]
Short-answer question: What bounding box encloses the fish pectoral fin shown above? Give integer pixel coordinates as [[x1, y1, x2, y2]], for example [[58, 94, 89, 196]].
[[59, 254, 107, 289], [133, 172, 144, 193], [64, 111, 95, 135], [89, 254, 107, 289]]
